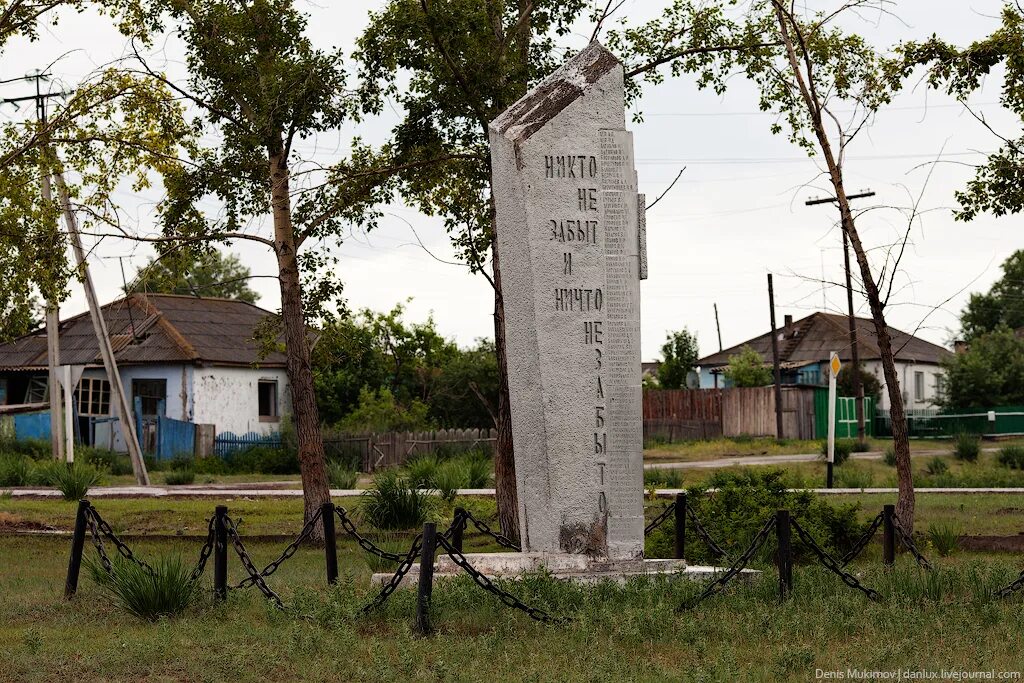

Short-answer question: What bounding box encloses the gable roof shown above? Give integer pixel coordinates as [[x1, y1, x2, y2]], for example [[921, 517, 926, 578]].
[[697, 312, 952, 368], [0, 293, 287, 370]]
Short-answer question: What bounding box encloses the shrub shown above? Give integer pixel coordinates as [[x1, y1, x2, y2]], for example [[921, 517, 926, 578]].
[[850, 440, 871, 453], [883, 446, 897, 467], [164, 469, 195, 486], [644, 468, 684, 488], [327, 461, 359, 489], [953, 433, 981, 462], [0, 455, 33, 486], [405, 454, 439, 489], [190, 456, 230, 475], [925, 456, 949, 476], [433, 460, 469, 502], [997, 445, 1024, 470], [360, 470, 428, 530], [835, 466, 872, 490], [4, 438, 50, 460], [88, 554, 199, 620], [927, 522, 960, 557], [79, 447, 134, 476], [45, 461, 103, 500], [819, 439, 854, 466]]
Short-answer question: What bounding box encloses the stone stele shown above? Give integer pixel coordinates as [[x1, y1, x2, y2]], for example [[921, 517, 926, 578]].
[[489, 41, 647, 561]]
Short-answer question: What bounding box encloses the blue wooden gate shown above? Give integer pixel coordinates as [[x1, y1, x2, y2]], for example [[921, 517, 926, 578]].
[[14, 411, 51, 441], [156, 415, 196, 460]]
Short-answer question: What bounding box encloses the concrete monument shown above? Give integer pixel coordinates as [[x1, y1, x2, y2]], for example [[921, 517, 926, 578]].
[[489, 42, 647, 560]]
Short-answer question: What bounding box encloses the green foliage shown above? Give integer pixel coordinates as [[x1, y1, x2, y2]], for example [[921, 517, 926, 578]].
[[883, 446, 897, 467], [358, 531, 409, 573], [925, 457, 949, 476], [327, 462, 358, 489], [463, 453, 492, 488], [2, 439, 51, 461], [723, 346, 772, 388], [405, 454, 439, 489], [339, 387, 434, 433], [926, 523, 961, 557], [836, 363, 883, 400], [433, 460, 468, 503], [819, 439, 854, 466], [658, 328, 699, 389], [644, 468, 684, 488], [997, 444, 1024, 469], [942, 327, 1024, 410], [850, 440, 871, 453], [954, 434, 981, 462], [79, 447, 133, 476], [125, 251, 259, 303], [87, 554, 199, 620], [0, 455, 32, 486], [45, 461, 103, 500], [834, 466, 872, 490], [164, 469, 195, 486], [686, 470, 867, 564], [360, 470, 428, 530], [958, 252, 1024, 342]]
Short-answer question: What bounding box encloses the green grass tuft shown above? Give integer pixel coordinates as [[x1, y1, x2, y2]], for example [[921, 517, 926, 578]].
[[87, 554, 199, 620]]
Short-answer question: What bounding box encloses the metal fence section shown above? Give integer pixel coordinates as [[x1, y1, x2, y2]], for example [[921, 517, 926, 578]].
[[875, 406, 1024, 438]]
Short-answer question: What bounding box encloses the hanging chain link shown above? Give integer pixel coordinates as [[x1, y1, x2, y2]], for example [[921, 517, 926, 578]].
[[838, 512, 883, 567], [460, 510, 521, 551], [86, 505, 155, 575], [994, 570, 1024, 599], [892, 519, 933, 571], [435, 534, 563, 624], [680, 516, 776, 611], [85, 508, 113, 574], [335, 507, 408, 562], [644, 502, 676, 536], [790, 518, 882, 602], [361, 533, 423, 614], [223, 515, 285, 610], [686, 503, 730, 559], [190, 516, 216, 582], [234, 508, 323, 590]]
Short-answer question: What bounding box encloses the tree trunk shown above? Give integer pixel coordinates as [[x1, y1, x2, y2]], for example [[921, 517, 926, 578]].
[[491, 218, 520, 544], [269, 143, 330, 542]]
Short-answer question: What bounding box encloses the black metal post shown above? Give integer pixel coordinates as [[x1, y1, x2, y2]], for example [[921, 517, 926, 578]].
[[64, 499, 90, 598], [416, 522, 437, 635], [827, 461, 834, 489], [321, 502, 338, 585], [776, 509, 793, 600], [453, 507, 465, 553], [882, 504, 895, 566], [214, 505, 228, 601], [673, 492, 686, 560]]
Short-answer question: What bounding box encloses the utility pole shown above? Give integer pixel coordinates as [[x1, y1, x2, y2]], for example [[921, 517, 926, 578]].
[[2, 73, 68, 461], [806, 190, 875, 444], [767, 273, 784, 440], [714, 303, 723, 352]]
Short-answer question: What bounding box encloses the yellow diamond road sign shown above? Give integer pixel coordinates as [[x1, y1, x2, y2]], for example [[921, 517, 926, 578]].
[[830, 355, 842, 377]]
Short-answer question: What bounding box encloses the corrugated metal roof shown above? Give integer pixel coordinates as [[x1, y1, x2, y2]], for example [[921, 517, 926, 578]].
[[0, 294, 288, 369], [698, 312, 953, 368]]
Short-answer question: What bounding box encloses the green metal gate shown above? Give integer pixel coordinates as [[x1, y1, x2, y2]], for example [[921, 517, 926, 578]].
[[814, 388, 874, 439]]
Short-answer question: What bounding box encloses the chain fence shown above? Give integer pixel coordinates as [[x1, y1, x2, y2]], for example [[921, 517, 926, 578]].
[[839, 512, 883, 567], [84, 504, 156, 576], [893, 519, 934, 571], [681, 516, 776, 611], [362, 534, 424, 614], [789, 518, 882, 601], [644, 502, 675, 535], [224, 515, 286, 610], [190, 517, 216, 582], [685, 503, 730, 559], [460, 510, 521, 551], [234, 508, 324, 590]]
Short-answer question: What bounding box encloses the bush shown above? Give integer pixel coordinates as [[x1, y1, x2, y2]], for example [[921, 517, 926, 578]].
[[190, 456, 230, 475], [164, 469, 195, 486], [88, 554, 199, 620], [883, 446, 897, 467], [0, 455, 33, 486], [687, 469, 867, 564], [405, 454, 439, 489], [360, 470, 429, 530], [3, 438, 50, 460], [433, 460, 468, 502], [850, 440, 871, 453], [925, 456, 949, 476], [327, 461, 359, 489], [835, 466, 873, 490], [644, 468, 684, 488], [819, 439, 854, 466], [79, 447, 133, 476], [953, 433, 981, 462], [927, 523, 960, 557], [997, 445, 1024, 470], [45, 461, 103, 500]]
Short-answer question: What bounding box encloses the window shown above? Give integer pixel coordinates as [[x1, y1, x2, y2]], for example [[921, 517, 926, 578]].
[[935, 375, 946, 400], [132, 379, 166, 417], [24, 376, 47, 403], [258, 380, 278, 421], [914, 371, 925, 402], [76, 378, 111, 416]]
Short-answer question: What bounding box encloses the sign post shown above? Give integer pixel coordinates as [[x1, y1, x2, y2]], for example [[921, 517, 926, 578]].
[[827, 352, 841, 489]]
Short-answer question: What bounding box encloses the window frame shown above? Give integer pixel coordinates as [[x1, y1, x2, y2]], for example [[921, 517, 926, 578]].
[[258, 379, 279, 422], [132, 378, 167, 418], [914, 371, 925, 402], [77, 377, 111, 416]]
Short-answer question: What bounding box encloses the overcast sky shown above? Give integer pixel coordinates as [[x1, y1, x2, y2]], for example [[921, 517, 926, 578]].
[[2, 1, 1020, 361]]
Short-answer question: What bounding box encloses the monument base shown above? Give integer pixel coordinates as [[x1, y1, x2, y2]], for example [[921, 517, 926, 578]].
[[371, 552, 758, 587]]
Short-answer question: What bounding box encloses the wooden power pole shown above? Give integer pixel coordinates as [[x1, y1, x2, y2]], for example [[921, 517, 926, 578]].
[[767, 273, 784, 439], [806, 190, 875, 443], [714, 303, 723, 352]]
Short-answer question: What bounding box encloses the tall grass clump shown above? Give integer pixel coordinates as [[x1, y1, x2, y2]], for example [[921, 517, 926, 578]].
[[433, 460, 469, 502], [327, 461, 359, 489], [361, 470, 428, 530], [404, 454, 439, 489], [0, 455, 32, 486], [927, 522, 960, 557], [953, 433, 980, 462], [45, 461, 103, 500], [164, 469, 195, 486], [997, 445, 1024, 470], [360, 531, 411, 573], [819, 439, 854, 466], [925, 456, 949, 476], [88, 555, 199, 620], [882, 446, 897, 467], [464, 453, 493, 488]]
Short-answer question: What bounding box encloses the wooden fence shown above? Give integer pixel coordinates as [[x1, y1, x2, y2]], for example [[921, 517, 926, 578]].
[[642, 389, 723, 443], [322, 428, 498, 472]]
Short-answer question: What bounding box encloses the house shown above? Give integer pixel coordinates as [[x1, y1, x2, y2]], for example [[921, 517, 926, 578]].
[[695, 312, 953, 410], [0, 293, 291, 451]]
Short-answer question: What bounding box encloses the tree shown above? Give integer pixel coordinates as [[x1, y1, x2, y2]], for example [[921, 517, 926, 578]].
[[958, 251, 1024, 342], [614, 0, 924, 530], [837, 362, 882, 400], [339, 386, 435, 433], [902, 4, 1024, 221], [723, 345, 773, 387], [133, 0, 386, 535], [125, 251, 259, 303], [942, 327, 1024, 411], [658, 328, 699, 389]]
